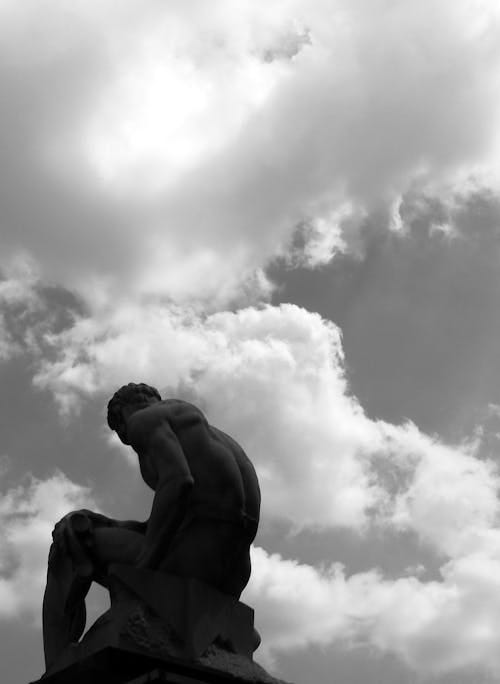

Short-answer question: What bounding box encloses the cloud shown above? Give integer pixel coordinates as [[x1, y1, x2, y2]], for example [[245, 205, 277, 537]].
[[3, 3, 500, 678], [1, 0, 500, 309], [276, 187, 500, 438], [34, 303, 384, 529], [0, 255, 83, 363], [2, 465, 500, 679], [32, 299, 500, 679], [246, 543, 500, 677], [0, 255, 43, 361], [0, 472, 96, 622], [33, 301, 500, 547], [3, 295, 500, 679], [387, 428, 500, 559]]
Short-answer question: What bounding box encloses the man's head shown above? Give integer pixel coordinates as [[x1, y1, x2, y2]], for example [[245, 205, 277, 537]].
[[107, 382, 161, 443]]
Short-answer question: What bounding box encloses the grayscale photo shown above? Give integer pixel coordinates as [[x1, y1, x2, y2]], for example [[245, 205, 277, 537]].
[[0, 2, 499, 683]]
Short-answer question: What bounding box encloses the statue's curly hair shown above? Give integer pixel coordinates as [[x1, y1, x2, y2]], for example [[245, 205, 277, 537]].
[[107, 382, 161, 432]]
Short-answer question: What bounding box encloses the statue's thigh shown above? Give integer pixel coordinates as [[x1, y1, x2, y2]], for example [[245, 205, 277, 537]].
[[91, 527, 144, 568]]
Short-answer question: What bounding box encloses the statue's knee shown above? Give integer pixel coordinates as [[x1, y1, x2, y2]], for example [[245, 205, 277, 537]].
[[51, 512, 73, 539]]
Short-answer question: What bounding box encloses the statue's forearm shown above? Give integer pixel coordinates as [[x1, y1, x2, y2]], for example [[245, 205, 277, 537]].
[[130, 423, 195, 568], [114, 519, 148, 534], [73, 511, 146, 534], [136, 475, 193, 569]]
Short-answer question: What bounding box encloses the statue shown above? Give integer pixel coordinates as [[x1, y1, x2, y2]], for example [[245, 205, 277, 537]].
[[41, 383, 262, 679]]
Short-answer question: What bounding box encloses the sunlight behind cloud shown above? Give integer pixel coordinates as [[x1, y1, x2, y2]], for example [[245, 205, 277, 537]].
[[85, 48, 285, 193], [3, 2, 500, 681], [2, 0, 500, 309]]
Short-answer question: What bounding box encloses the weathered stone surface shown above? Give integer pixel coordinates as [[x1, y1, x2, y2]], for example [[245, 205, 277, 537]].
[[110, 565, 258, 660], [40, 568, 280, 684], [31, 645, 291, 683]]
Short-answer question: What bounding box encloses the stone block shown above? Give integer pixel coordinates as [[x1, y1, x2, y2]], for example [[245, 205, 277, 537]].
[[35, 568, 284, 684]]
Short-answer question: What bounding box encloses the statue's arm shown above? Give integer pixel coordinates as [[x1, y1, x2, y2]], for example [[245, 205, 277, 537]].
[[58, 511, 147, 534], [132, 422, 194, 569], [111, 519, 148, 534]]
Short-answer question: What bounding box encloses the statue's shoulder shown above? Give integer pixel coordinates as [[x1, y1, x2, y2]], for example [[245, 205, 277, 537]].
[[127, 401, 208, 450], [160, 398, 198, 412], [129, 400, 206, 436], [159, 399, 208, 427]]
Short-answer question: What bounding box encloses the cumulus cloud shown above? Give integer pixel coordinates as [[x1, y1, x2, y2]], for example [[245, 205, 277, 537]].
[[246, 543, 500, 676], [2, 465, 500, 678], [1, 0, 500, 308], [10, 290, 500, 682], [32, 302, 500, 544], [3, 2, 500, 679], [34, 303, 382, 528], [31, 298, 500, 677], [386, 428, 500, 558]]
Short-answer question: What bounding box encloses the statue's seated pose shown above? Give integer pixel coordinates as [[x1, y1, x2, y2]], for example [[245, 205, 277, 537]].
[[42, 383, 261, 670]]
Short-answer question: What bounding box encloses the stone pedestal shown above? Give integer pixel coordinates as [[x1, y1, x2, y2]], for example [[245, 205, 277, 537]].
[[31, 644, 277, 683], [32, 566, 287, 684]]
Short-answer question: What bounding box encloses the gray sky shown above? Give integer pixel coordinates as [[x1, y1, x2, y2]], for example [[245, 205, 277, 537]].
[[271, 190, 500, 439], [2, 2, 500, 683]]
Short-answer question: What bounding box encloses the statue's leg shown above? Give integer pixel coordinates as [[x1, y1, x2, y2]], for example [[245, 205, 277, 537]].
[[43, 526, 144, 669], [42, 543, 91, 669], [90, 526, 145, 580]]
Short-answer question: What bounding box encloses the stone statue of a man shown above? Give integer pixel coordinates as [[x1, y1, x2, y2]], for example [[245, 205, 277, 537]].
[[42, 383, 261, 669]]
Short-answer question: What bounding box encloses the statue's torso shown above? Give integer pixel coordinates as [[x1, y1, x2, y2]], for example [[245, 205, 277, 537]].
[[130, 399, 260, 531]]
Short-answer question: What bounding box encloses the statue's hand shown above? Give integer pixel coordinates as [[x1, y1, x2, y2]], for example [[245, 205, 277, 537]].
[[51, 511, 98, 577], [65, 509, 114, 527], [52, 509, 115, 542]]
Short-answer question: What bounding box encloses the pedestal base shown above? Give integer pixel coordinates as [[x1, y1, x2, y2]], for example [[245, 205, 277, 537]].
[[30, 645, 287, 684], [36, 568, 287, 684]]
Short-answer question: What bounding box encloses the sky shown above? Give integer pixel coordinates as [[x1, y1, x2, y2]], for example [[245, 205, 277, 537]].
[[3, 1, 500, 683]]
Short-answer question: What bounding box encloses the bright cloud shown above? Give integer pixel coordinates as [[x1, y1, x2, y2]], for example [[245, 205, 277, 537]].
[[246, 544, 500, 676], [4, 467, 500, 677], [30, 298, 500, 676], [1, 0, 500, 308], [387, 428, 500, 558], [34, 303, 382, 529], [33, 301, 500, 543], [2, 2, 500, 681]]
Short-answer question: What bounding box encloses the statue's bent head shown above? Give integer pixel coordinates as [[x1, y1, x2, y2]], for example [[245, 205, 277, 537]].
[[107, 382, 161, 442]]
